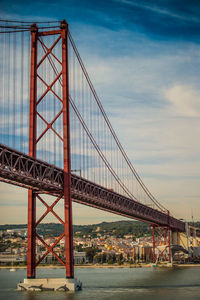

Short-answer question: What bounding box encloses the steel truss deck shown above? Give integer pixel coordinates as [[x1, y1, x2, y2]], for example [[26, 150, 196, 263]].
[[0, 143, 185, 232]]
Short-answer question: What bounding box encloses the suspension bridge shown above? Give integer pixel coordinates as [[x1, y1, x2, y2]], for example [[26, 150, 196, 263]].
[[0, 19, 186, 291]]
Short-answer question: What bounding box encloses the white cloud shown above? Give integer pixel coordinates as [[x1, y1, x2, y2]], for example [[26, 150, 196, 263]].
[[117, 0, 200, 24], [1, 19, 200, 223], [164, 85, 200, 117]]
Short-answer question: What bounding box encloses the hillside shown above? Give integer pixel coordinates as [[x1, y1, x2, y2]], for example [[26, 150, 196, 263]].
[[0, 221, 151, 238], [1, 221, 199, 238]]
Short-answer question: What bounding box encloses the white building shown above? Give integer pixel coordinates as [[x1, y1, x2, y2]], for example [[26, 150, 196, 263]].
[[74, 251, 87, 264]]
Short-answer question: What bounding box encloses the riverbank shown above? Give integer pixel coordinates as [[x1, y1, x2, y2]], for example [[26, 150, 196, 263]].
[[1, 263, 200, 269]]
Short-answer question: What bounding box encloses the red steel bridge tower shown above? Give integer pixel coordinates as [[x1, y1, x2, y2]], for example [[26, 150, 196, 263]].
[[28, 20, 73, 279]]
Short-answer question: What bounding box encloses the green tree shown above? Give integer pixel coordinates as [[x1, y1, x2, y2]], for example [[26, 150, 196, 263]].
[[76, 243, 83, 252], [102, 253, 107, 263], [118, 253, 124, 265], [107, 253, 116, 264], [85, 246, 98, 263], [96, 254, 102, 264]]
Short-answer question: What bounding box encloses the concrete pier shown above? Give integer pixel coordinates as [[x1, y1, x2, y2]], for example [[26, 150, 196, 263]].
[[17, 278, 82, 292]]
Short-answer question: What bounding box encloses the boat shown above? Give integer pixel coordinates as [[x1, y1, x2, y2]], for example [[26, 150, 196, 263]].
[[152, 258, 158, 267], [152, 263, 158, 267], [10, 268, 17, 272]]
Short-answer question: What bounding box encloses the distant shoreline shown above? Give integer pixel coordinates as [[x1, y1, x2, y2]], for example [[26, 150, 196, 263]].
[[1, 263, 200, 269]]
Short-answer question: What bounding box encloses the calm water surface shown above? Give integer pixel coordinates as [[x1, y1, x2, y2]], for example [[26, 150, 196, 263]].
[[0, 267, 200, 300]]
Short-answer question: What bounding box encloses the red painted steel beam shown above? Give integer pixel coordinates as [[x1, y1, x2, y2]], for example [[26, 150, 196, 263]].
[[38, 29, 61, 36], [37, 35, 61, 68], [152, 226, 155, 263], [168, 228, 171, 263], [61, 20, 74, 279], [27, 24, 38, 279]]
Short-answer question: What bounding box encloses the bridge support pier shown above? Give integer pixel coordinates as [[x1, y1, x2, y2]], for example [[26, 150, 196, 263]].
[[17, 278, 82, 292]]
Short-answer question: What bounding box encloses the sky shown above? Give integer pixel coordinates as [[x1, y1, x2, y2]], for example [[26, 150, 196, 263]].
[[0, 0, 200, 224]]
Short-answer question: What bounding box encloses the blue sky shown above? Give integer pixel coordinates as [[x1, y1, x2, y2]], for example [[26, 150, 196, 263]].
[[0, 0, 200, 224]]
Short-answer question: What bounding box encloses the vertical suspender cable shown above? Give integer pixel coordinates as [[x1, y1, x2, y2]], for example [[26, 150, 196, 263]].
[[82, 71, 85, 178], [1, 26, 5, 143], [20, 30, 24, 151], [13, 31, 16, 147], [7, 32, 10, 146], [27, 30, 31, 154]]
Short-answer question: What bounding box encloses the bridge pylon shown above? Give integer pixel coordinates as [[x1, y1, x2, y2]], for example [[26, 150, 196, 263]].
[[152, 225, 172, 265], [151, 212, 173, 265], [26, 21, 74, 282]]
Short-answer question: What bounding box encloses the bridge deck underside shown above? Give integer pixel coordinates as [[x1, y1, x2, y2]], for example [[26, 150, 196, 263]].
[[0, 144, 185, 232]]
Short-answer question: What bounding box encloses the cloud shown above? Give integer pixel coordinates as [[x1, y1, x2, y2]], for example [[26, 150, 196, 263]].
[[2, 0, 200, 42], [1, 2, 200, 222], [117, 0, 200, 23], [164, 84, 200, 117]]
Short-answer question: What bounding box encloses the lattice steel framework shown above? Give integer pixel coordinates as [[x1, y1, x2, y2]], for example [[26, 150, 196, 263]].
[[27, 21, 73, 278], [152, 219, 172, 264]]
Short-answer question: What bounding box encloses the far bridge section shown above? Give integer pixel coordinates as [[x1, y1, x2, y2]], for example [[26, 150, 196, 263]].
[[0, 143, 185, 232]]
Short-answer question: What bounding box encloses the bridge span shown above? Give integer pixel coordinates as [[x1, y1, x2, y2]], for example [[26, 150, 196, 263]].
[[0, 143, 185, 232]]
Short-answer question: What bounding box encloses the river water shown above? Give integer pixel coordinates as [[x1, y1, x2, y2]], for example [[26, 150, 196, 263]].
[[0, 267, 200, 300]]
